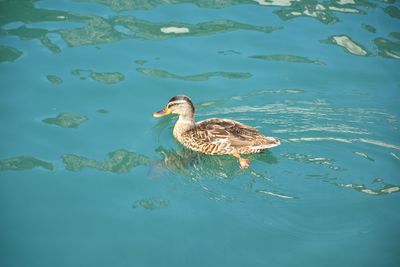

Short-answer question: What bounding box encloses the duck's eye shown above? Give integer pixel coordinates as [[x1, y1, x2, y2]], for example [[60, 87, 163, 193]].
[[167, 103, 179, 109]]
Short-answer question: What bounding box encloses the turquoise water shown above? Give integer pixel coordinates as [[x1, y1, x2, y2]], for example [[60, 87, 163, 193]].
[[1, 0, 400, 266]]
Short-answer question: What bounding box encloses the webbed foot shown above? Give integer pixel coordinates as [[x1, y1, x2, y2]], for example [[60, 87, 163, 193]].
[[233, 153, 251, 169]]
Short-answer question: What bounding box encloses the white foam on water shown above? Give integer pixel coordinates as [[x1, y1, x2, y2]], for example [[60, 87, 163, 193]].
[[288, 137, 353, 143], [390, 152, 400, 160], [288, 137, 400, 151], [384, 51, 400, 60], [354, 151, 374, 161], [337, 0, 356, 5], [359, 139, 400, 150], [256, 190, 294, 199], [381, 187, 400, 194], [160, 27, 190, 34], [253, 0, 296, 6], [329, 6, 359, 13]]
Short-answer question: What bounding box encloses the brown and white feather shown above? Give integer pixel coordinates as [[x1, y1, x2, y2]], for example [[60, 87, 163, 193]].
[[177, 118, 280, 155]]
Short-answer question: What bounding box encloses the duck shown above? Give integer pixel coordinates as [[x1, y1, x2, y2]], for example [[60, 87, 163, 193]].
[[153, 95, 280, 169]]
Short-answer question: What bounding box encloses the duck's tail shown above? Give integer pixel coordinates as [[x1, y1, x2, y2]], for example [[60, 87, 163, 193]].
[[251, 136, 280, 152]]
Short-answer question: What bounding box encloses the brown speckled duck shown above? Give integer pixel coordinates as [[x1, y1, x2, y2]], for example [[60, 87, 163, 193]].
[[153, 95, 280, 169]]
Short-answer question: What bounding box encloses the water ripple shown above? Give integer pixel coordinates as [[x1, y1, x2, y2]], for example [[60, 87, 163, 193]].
[[200, 97, 399, 140], [281, 153, 342, 171], [354, 151, 374, 161], [337, 182, 400, 196], [288, 137, 400, 151], [255, 189, 295, 199]]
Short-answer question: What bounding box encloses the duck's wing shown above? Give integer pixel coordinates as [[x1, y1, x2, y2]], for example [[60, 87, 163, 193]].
[[180, 118, 279, 155], [196, 118, 275, 149]]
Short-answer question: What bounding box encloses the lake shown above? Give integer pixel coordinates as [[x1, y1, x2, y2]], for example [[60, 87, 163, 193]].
[[0, 0, 399, 266]]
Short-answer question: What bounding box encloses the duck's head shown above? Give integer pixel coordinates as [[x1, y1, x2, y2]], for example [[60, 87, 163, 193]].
[[153, 95, 195, 118]]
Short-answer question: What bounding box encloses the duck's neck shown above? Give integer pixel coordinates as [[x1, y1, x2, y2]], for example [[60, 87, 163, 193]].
[[173, 114, 195, 140]]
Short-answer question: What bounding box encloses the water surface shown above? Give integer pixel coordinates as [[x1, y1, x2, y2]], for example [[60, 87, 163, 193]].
[[1, 0, 399, 266]]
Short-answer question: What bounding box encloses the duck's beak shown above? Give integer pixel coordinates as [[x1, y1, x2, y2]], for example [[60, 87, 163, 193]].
[[153, 107, 172, 118]]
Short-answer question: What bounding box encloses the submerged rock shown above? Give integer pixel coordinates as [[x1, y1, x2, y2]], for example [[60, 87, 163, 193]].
[[0, 156, 53, 171], [374, 37, 400, 60], [60, 16, 279, 45], [72, 69, 125, 84], [390, 32, 400, 41], [0, 45, 23, 62], [4, 26, 61, 54], [97, 109, 110, 114], [77, 0, 254, 11], [384, 6, 400, 19], [249, 54, 324, 64], [90, 71, 125, 84], [46, 75, 63, 85], [62, 149, 149, 173], [361, 23, 376, 33], [136, 67, 252, 81], [274, 1, 339, 24], [322, 35, 369, 56], [42, 112, 88, 128], [134, 59, 147, 65], [132, 197, 169, 210]]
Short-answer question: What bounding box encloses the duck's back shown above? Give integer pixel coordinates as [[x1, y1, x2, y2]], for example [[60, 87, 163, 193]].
[[179, 118, 280, 155]]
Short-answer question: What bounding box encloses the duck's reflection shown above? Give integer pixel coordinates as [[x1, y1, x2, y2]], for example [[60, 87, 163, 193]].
[[61, 146, 277, 179], [150, 145, 278, 180], [60, 146, 279, 201]]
